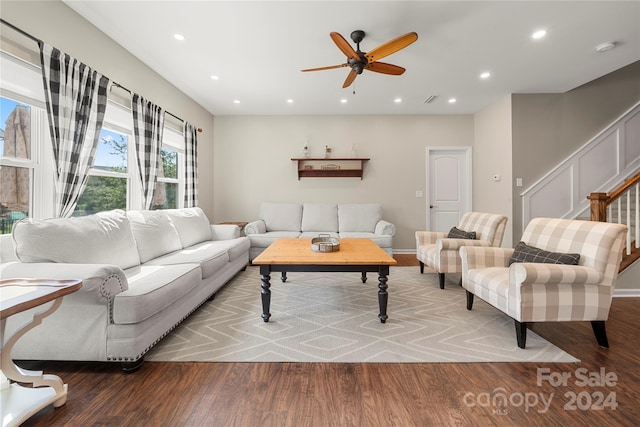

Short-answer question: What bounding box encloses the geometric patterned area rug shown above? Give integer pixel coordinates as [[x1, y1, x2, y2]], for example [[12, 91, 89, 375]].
[[146, 266, 579, 363]]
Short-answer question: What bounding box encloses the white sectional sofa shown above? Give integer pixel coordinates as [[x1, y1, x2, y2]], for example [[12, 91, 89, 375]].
[[0, 207, 249, 371], [245, 203, 396, 260]]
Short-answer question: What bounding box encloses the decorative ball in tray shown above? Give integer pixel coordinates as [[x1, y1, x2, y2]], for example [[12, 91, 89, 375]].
[[311, 235, 340, 252]]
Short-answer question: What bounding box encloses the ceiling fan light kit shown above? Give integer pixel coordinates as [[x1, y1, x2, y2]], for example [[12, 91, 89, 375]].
[[302, 29, 418, 88]]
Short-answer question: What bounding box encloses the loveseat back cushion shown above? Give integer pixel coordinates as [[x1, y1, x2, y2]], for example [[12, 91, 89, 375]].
[[260, 203, 303, 232], [127, 210, 182, 263], [302, 203, 338, 232], [338, 204, 382, 233], [12, 209, 141, 269], [165, 207, 213, 248]]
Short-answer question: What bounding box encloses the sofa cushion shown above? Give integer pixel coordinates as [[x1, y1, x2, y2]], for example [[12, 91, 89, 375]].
[[248, 231, 301, 248], [165, 207, 213, 248], [115, 264, 202, 324], [302, 203, 338, 232], [300, 231, 339, 239], [12, 209, 141, 270], [338, 232, 393, 249], [509, 241, 581, 266], [338, 204, 382, 232], [127, 210, 182, 263], [260, 203, 302, 232], [144, 243, 230, 279]]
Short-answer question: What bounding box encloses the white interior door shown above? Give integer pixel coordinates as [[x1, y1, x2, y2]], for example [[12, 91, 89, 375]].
[[426, 147, 472, 231]]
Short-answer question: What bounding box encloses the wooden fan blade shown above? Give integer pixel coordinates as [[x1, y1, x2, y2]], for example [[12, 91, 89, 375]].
[[366, 61, 406, 75], [301, 63, 349, 72], [330, 32, 359, 59], [365, 32, 418, 63], [342, 69, 358, 88]]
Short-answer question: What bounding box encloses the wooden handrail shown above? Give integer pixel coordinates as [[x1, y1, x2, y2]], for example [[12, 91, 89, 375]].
[[588, 171, 640, 273]]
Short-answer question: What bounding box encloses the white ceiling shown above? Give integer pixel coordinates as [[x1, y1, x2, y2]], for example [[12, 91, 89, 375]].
[[64, 1, 640, 116]]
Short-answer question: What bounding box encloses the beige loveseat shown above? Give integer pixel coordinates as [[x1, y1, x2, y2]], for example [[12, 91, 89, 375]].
[[244, 203, 396, 260], [0, 207, 249, 371]]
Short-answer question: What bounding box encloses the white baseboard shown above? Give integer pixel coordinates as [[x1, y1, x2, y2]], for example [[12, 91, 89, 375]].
[[392, 249, 416, 255], [613, 289, 640, 298]]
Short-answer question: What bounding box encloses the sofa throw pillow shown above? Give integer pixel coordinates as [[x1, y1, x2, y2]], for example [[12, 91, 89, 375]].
[[509, 241, 581, 266], [447, 226, 476, 240], [12, 209, 141, 269]]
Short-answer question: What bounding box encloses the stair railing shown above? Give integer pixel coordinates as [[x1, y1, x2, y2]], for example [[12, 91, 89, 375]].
[[588, 171, 640, 272]]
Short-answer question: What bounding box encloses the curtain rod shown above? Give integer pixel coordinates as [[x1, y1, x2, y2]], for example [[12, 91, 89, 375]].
[[1, 19, 203, 134], [1, 18, 42, 45], [112, 82, 203, 133]]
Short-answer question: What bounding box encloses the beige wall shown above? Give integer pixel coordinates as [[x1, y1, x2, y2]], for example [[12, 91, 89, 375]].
[[473, 95, 513, 247], [213, 115, 474, 250], [1, 0, 216, 216], [511, 61, 640, 238]]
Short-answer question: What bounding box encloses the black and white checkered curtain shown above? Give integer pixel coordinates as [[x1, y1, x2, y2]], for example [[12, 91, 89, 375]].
[[132, 94, 164, 209], [39, 42, 109, 217], [184, 122, 198, 207]]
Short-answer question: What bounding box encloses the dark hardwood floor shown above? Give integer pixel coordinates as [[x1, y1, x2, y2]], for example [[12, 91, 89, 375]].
[[18, 255, 640, 426]]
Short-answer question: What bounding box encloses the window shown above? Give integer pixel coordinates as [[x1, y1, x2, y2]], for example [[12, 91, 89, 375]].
[[1, 44, 188, 222], [0, 97, 32, 233], [74, 128, 129, 216], [152, 126, 183, 210]]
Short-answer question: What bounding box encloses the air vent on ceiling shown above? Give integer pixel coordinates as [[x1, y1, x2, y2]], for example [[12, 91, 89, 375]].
[[424, 95, 438, 104]]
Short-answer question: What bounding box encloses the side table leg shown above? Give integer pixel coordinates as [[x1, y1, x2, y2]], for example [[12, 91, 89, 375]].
[[377, 273, 388, 323], [260, 271, 272, 322], [361, 272, 367, 283]]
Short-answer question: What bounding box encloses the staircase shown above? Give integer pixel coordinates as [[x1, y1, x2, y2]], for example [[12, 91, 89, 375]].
[[521, 101, 640, 273], [589, 171, 640, 272]]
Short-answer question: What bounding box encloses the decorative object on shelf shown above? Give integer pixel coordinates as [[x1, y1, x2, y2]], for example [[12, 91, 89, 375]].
[[303, 144, 309, 158], [350, 144, 358, 158], [325, 145, 332, 158], [291, 158, 370, 180], [321, 164, 341, 170]]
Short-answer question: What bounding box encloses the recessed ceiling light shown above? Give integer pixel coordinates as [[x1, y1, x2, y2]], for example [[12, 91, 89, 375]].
[[480, 72, 491, 79], [233, 100, 240, 104], [174, 34, 185, 41], [394, 98, 402, 103], [286, 99, 294, 104], [532, 29, 546, 40], [595, 42, 616, 52], [210, 75, 219, 80], [448, 98, 457, 104], [340, 99, 347, 104]]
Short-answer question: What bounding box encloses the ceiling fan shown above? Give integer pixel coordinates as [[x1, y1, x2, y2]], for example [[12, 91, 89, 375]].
[[302, 30, 418, 88]]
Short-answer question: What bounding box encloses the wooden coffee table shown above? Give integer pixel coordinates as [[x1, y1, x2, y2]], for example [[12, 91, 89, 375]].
[[252, 238, 397, 323]]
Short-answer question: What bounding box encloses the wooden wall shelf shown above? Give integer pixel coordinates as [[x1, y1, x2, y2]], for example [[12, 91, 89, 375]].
[[291, 158, 370, 180]]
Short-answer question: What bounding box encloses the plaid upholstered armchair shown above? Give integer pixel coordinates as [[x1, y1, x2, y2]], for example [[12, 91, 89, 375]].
[[460, 217, 628, 349], [415, 212, 508, 289]]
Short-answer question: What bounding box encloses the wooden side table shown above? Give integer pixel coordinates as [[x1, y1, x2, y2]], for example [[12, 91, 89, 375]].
[[0, 278, 82, 427], [218, 221, 249, 236]]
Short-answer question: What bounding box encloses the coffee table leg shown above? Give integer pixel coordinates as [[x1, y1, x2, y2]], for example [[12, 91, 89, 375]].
[[377, 273, 388, 323], [261, 272, 271, 322], [361, 272, 367, 283], [281, 272, 287, 282]]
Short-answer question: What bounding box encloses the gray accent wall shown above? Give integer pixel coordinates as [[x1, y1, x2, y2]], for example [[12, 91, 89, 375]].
[[512, 61, 640, 240]]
